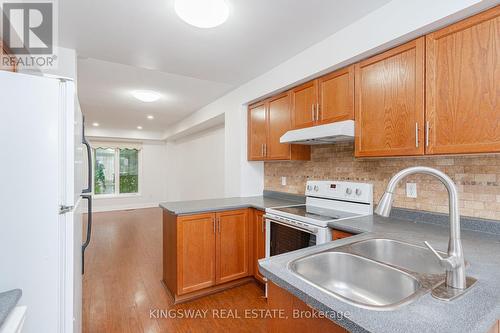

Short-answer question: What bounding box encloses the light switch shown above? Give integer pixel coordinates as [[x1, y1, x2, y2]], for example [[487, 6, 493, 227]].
[[406, 183, 417, 198], [281, 176, 287, 186]]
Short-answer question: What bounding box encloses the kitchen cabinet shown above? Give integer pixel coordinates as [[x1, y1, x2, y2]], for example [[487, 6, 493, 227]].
[[253, 209, 266, 283], [163, 209, 253, 303], [248, 101, 268, 160], [216, 209, 249, 284], [290, 66, 355, 130], [177, 213, 216, 295], [425, 6, 500, 155], [355, 37, 425, 157], [267, 282, 348, 333], [247, 93, 310, 161], [317, 65, 355, 125], [291, 80, 317, 129], [331, 229, 354, 240]]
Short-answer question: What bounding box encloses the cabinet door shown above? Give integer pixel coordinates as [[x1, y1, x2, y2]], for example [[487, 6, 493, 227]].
[[355, 37, 425, 157], [216, 209, 249, 284], [248, 102, 268, 160], [291, 80, 317, 129], [426, 7, 500, 155], [317, 65, 354, 125], [254, 210, 266, 283], [177, 213, 216, 295], [331, 229, 354, 240], [267, 92, 291, 160]]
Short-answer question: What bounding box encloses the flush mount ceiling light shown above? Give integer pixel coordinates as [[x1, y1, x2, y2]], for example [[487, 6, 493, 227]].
[[92, 122, 100, 127], [147, 115, 154, 120], [137, 126, 143, 130], [132, 90, 161, 103], [174, 0, 229, 28]]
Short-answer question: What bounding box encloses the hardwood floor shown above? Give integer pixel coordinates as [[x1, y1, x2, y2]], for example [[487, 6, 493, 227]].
[[83, 208, 268, 333]]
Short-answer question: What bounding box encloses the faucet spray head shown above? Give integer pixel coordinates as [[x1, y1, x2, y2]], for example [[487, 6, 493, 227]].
[[374, 191, 394, 217]]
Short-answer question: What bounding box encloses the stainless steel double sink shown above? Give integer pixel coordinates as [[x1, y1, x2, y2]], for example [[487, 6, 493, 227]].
[[288, 238, 451, 310]]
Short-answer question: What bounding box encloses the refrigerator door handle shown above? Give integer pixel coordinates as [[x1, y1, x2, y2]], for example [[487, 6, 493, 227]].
[[81, 194, 92, 274], [82, 116, 92, 194]]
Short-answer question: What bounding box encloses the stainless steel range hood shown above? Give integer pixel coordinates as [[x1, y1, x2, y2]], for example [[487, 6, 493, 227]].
[[280, 120, 355, 145]]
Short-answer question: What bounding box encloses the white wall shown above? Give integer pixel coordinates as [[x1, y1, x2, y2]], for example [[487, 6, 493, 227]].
[[161, 0, 497, 199], [90, 141, 167, 212], [165, 124, 225, 201]]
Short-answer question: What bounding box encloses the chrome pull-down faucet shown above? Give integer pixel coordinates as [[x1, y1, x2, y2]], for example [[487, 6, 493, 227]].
[[375, 166, 467, 291]]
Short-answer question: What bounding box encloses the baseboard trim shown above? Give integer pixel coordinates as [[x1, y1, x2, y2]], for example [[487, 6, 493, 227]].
[[91, 202, 160, 213]]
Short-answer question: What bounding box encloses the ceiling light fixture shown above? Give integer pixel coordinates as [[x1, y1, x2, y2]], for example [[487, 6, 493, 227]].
[[137, 126, 143, 130], [147, 115, 154, 120], [174, 0, 229, 28], [132, 90, 161, 103], [92, 122, 100, 127]]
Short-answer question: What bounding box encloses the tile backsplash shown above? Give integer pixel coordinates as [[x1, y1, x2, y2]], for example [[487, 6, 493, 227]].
[[264, 142, 500, 221]]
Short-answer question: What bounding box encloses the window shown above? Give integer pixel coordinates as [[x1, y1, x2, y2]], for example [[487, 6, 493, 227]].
[[93, 147, 140, 196]]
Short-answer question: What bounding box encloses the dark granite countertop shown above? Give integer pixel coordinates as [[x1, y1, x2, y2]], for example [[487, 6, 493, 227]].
[[159, 191, 304, 215], [259, 214, 500, 333]]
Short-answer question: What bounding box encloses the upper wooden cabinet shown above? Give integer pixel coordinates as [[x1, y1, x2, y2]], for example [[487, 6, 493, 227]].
[[248, 101, 267, 160], [355, 37, 425, 157], [247, 92, 310, 161], [267, 93, 295, 160], [290, 66, 355, 130], [317, 65, 355, 125], [425, 6, 500, 155], [291, 81, 317, 129]]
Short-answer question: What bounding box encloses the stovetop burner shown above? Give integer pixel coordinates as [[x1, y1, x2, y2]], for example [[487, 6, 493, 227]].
[[271, 205, 359, 222]]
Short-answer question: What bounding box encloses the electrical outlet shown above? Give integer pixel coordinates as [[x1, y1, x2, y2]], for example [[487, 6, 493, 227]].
[[281, 176, 287, 186], [406, 183, 417, 198]]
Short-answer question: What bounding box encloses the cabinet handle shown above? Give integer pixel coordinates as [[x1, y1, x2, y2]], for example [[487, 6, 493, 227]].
[[415, 122, 419, 148], [425, 121, 430, 147], [217, 217, 221, 233], [213, 217, 216, 234], [261, 217, 265, 233], [261, 144, 264, 157], [264, 144, 267, 157], [316, 103, 320, 122], [311, 104, 315, 121]]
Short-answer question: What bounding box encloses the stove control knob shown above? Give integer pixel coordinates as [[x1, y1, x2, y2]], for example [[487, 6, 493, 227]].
[[355, 188, 362, 196], [345, 188, 352, 195], [313, 185, 319, 192], [307, 185, 312, 191]]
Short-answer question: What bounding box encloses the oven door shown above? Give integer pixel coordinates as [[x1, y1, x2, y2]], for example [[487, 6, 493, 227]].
[[265, 216, 318, 257]]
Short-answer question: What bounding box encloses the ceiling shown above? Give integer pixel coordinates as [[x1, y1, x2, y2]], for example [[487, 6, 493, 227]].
[[59, 0, 392, 136]]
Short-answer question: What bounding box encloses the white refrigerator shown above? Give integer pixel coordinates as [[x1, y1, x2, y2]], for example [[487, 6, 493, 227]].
[[0, 70, 92, 333]]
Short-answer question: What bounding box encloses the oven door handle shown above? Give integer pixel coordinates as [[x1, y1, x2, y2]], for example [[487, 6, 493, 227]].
[[264, 216, 318, 234]]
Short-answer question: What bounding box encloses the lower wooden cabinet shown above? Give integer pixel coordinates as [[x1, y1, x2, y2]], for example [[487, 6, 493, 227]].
[[163, 209, 252, 302], [253, 209, 266, 283], [177, 213, 216, 295], [267, 282, 348, 333], [216, 209, 249, 284], [331, 229, 355, 240]]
